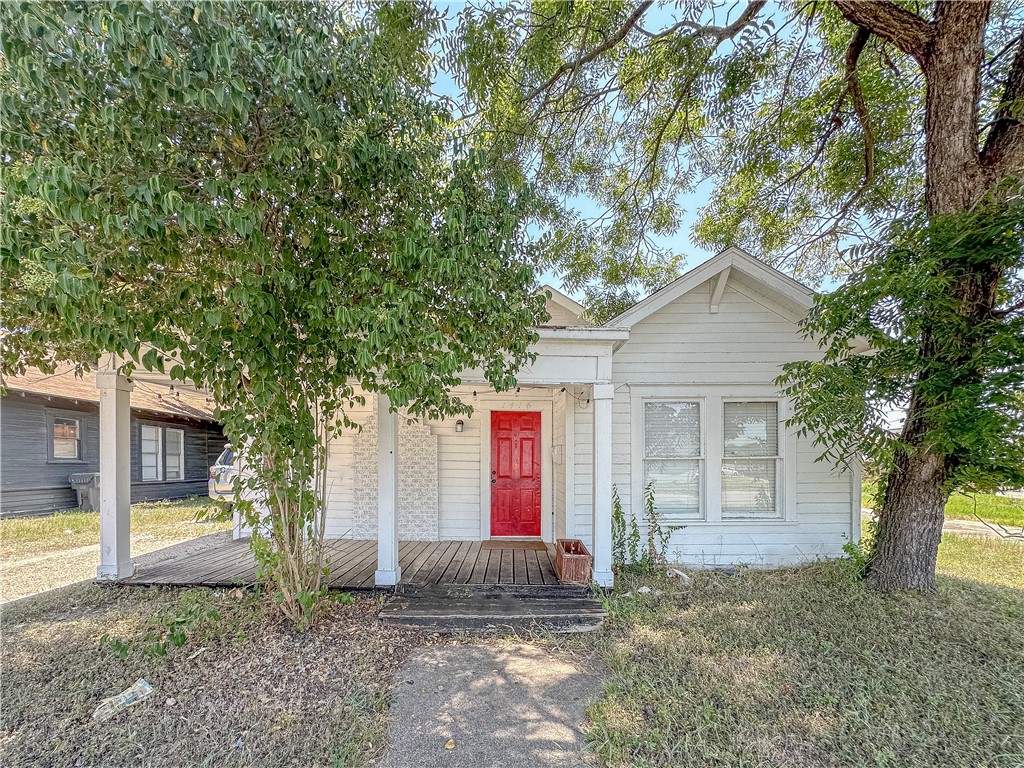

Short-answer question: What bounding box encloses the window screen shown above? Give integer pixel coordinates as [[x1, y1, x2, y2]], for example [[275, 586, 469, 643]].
[[643, 401, 702, 520], [722, 401, 780, 518]]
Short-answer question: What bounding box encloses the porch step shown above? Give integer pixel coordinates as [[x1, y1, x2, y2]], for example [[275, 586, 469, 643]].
[[380, 584, 606, 633]]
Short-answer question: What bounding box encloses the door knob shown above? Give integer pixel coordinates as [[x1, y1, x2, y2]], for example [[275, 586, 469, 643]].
[[491, 479, 496, 484]]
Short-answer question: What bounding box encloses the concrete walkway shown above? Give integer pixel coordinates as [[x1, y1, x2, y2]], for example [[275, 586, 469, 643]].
[[377, 643, 602, 768]]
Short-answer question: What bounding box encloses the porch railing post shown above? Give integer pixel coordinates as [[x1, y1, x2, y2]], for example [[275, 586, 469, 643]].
[[591, 382, 614, 587], [96, 354, 134, 581], [375, 392, 401, 586]]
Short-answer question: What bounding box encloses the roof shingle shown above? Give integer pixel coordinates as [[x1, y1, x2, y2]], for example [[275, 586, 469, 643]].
[[3, 364, 217, 423]]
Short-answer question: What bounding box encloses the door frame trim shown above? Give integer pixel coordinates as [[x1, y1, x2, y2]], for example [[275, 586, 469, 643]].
[[479, 400, 553, 543]]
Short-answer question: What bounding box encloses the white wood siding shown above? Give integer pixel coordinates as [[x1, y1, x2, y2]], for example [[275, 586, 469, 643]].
[[323, 388, 565, 542], [609, 278, 856, 566], [552, 391, 567, 539], [544, 300, 584, 327], [433, 408, 484, 540], [572, 398, 593, 546]]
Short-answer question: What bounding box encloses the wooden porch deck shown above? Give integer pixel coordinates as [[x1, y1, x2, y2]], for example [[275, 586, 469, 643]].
[[126, 539, 564, 590]]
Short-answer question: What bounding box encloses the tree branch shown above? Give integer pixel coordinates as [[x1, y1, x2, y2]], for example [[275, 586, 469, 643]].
[[846, 27, 876, 186], [640, 0, 768, 44], [831, 0, 932, 66], [523, 2, 654, 102], [990, 296, 1024, 319], [981, 36, 1024, 179]]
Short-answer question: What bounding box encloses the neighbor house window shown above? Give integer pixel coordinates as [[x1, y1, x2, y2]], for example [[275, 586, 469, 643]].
[[643, 401, 703, 520], [141, 425, 186, 481], [51, 417, 82, 460], [141, 425, 162, 481], [722, 401, 780, 519], [164, 429, 184, 480]]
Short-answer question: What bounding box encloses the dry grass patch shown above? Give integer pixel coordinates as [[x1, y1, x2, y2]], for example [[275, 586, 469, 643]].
[[0, 583, 423, 768], [938, 533, 1024, 590], [0, 497, 230, 560], [585, 557, 1024, 768]]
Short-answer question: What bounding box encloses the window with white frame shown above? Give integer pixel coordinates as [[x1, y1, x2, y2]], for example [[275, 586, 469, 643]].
[[165, 428, 184, 480], [140, 425, 186, 481], [643, 401, 703, 520], [722, 401, 781, 518], [51, 416, 82, 460], [141, 425, 162, 481]]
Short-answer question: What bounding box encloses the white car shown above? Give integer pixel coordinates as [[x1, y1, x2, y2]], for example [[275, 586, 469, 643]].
[[208, 445, 236, 503]]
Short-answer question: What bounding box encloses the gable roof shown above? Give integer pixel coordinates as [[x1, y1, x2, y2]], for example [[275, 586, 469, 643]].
[[541, 284, 592, 327], [3, 364, 218, 423], [605, 247, 815, 329]]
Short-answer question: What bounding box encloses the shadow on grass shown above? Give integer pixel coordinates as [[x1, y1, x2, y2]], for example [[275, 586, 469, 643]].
[[585, 563, 1024, 768], [1, 583, 422, 768]]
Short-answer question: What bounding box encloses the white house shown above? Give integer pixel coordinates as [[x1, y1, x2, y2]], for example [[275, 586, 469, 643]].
[[95, 247, 861, 587]]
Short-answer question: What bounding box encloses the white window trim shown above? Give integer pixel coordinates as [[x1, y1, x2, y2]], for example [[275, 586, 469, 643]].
[[638, 398, 706, 522], [140, 424, 163, 482], [630, 386, 797, 526], [164, 427, 185, 481], [721, 398, 784, 521], [48, 413, 84, 462]]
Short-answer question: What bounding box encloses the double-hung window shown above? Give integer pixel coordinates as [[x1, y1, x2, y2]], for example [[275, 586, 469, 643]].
[[637, 395, 786, 522], [141, 425, 162, 481], [164, 429, 184, 480], [140, 425, 185, 481], [722, 401, 781, 519], [642, 401, 703, 520], [50, 416, 82, 461]]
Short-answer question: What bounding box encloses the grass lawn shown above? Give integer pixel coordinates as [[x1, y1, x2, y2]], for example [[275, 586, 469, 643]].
[[0, 497, 230, 560], [0, 584, 422, 768], [2, 532, 1020, 767], [862, 481, 1024, 528], [583, 535, 1024, 767], [1, 498, 233, 603]]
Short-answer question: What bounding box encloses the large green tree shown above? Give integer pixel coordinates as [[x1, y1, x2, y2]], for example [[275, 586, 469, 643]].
[[1, 0, 546, 626], [449, 1, 1024, 590]]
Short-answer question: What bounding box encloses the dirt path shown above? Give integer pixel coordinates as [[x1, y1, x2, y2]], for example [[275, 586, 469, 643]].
[[377, 643, 602, 768], [0, 532, 231, 604]]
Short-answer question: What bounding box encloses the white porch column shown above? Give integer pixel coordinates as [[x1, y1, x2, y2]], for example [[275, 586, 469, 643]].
[[96, 356, 134, 581], [375, 393, 401, 586], [591, 382, 614, 587]]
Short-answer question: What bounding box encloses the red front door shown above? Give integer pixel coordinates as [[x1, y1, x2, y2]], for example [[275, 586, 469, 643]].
[[490, 411, 542, 537]]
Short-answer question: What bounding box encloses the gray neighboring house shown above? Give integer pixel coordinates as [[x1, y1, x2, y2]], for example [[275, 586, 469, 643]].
[[1, 364, 226, 515]]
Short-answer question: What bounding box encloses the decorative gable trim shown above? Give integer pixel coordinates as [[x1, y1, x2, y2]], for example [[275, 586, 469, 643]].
[[605, 247, 815, 329]]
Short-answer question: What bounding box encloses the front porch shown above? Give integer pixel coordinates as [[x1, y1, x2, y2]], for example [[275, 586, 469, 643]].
[[96, 325, 627, 589], [127, 538, 564, 590]]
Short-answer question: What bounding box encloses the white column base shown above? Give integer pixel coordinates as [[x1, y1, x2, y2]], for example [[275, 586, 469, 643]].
[[375, 567, 402, 586], [96, 561, 135, 582], [592, 570, 614, 588]]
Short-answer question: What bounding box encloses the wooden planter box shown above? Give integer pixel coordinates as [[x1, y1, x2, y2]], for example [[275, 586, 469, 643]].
[[554, 539, 593, 585]]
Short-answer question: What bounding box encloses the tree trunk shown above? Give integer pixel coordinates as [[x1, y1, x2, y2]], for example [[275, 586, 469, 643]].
[[865, 1, 996, 591], [868, 446, 950, 590]]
